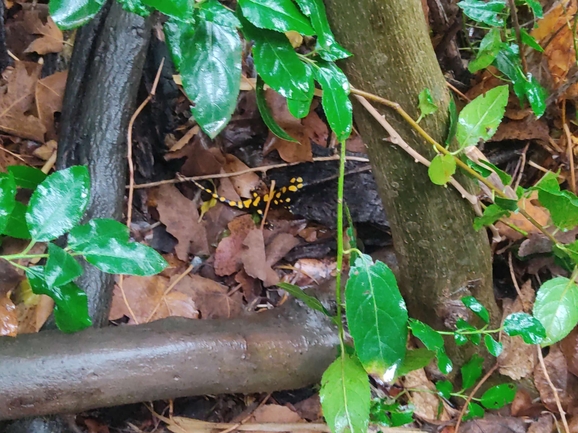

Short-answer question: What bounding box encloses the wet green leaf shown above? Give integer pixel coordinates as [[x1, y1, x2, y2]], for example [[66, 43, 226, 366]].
[[469, 28, 503, 73], [49, 0, 106, 30], [462, 296, 490, 324], [521, 0, 543, 18], [533, 172, 578, 230], [45, 243, 83, 288], [313, 60, 352, 141], [287, 63, 314, 119], [346, 254, 408, 380], [445, 98, 458, 146], [417, 88, 437, 121], [238, 0, 314, 35], [7, 165, 46, 190], [480, 383, 516, 409], [458, 0, 507, 27], [164, 18, 195, 70], [277, 282, 331, 317], [320, 353, 370, 433], [428, 154, 456, 186], [463, 402, 485, 420], [397, 348, 435, 377], [484, 334, 503, 357], [520, 28, 543, 52], [26, 166, 89, 242], [533, 277, 578, 346], [503, 312, 546, 344], [524, 73, 547, 118], [26, 266, 92, 333], [255, 77, 299, 143], [0, 172, 17, 234], [461, 354, 484, 390], [436, 380, 453, 399], [141, 0, 192, 20], [116, 0, 152, 16], [473, 204, 510, 230], [67, 219, 129, 251], [409, 319, 453, 374], [456, 85, 508, 147], [4, 201, 31, 239], [456, 318, 481, 345]]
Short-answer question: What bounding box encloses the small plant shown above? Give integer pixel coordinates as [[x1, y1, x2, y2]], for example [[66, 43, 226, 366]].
[[0, 165, 167, 332]]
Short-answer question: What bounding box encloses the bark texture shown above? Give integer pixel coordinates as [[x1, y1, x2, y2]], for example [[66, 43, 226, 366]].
[[0, 301, 338, 421], [324, 0, 500, 366]]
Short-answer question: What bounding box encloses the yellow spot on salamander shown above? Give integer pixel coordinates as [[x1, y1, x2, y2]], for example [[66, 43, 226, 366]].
[[243, 199, 252, 208], [219, 197, 226, 202], [288, 185, 298, 192]]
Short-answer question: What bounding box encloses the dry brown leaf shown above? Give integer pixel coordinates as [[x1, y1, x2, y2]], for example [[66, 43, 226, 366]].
[[511, 388, 543, 418], [527, 414, 554, 433], [15, 293, 53, 334], [214, 214, 255, 276], [265, 232, 300, 267], [235, 270, 261, 304], [24, 14, 63, 55], [35, 71, 67, 140], [534, 345, 576, 412], [242, 229, 280, 287], [403, 368, 450, 422], [0, 61, 46, 141], [156, 184, 209, 261], [489, 119, 550, 143], [497, 191, 550, 241], [264, 130, 314, 163], [223, 153, 261, 198], [460, 415, 526, 433], [0, 295, 17, 336], [245, 404, 303, 424], [292, 395, 322, 422], [288, 258, 336, 287], [32, 139, 57, 160], [560, 327, 578, 378], [109, 275, 199, 323]]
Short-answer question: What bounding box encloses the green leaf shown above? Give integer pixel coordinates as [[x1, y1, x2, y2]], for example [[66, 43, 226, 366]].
[[469, 28, 503, 73], [461, 354, 484, 390], [494, 196, 519, 211], [7, 166, 47, 189], [320, 353, 371, 433], [287, 63, 315, 119], [67, 218, 129, 250], [436, 380, 453, 399], [480, 383, 516, 409], [26, 166, 90, 242], [455, 332, 469, 346], [0, 171, 17, 234], [49, 0, 106, 30], [397, 348, 435, 377], [456, 318, 481, 345], [198, 0, 241, 27], [463, 402, 485, 421], [428, 154, 456, 186], [476, 159, 513, 186], [116, 0, 152, 16], [533, 277, 578, 346], [457, 0, 507, 27], [25, 266, 92, 333], [533, 172, 578, 230], [45, 243, 83, 288], [293, 0, 351, 61], [277, 282, 331, 317], [4, 201, 31, 239], [520, 28, 544, 52], [473, 204, 510, 230], [241, 16, 313, 102], [181, 5, 242, 138], [346, 254, 408, 380], [503, 312, 546, 344], [456, 85, 508, 147], [409, 318, 453, 374], [140, 0, 192, 20], [521, 0, 543, 18], [524, 73, 547, 118], [255, 77, 299, 143], [561, 240, 578, 267], [389, 406, 414, 427], [445, 98, 458, 146], [164, 18, 195, 70], [461, 296, 490, 324], [313, 60, 352, 141], [238, 0, 315, 35], [484, 334, 503, 357], [417, 88, 438, 122]]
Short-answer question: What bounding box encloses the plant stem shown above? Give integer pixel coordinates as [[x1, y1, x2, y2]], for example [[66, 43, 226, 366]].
[[1, 253, 48, 261], [20, 240, 36, 256], [334, 140, 347, 356]]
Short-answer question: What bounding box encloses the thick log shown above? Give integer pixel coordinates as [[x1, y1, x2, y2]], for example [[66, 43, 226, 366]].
[[0, 301, 338, 421]]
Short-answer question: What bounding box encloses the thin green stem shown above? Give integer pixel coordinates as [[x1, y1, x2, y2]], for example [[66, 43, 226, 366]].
[[335, 140, 347, 357], [20, 240, 37, 256], [8, 261, 28, 271], [0, 253, 48, 261], [437, 327, 501, 336]]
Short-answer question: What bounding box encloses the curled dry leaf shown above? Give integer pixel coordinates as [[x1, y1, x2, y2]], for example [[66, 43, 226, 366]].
[[156, 184, 209, 261], [241, 228, 280, 287], [534, 345, 578, 412], [24, 14, 63, 55], [214, 214, 255, 276], [403, 368, 451, 422]]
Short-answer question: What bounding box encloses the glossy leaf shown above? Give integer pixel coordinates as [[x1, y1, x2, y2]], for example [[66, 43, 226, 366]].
[[524, 73, 547, 118], [456, 85, 508, 147], [480, 383, 516, 409], [476, 159, 513, 186], [346, 254, 408, 381], [277, 282, 331, 317], [522, 0, 543, 18], [320, 353, 371, 433], [26, 266, 92, 333], [238, 0, 315, 35], [0, 172, 17, 234], [445, 98, 458, 146], [409, 319, 453, 374], [68, 218, 129, 250], [469, 28, 502, 73], [455, 332, 469, 346], [533, 171, 578, 230], [493, 44, 525, 99], [494, 196, 518, 211], [484, 334, 503, 357], [45, 243, 83, 288], [461, 354, 483, 390], [293, 0, 350, 61], [313, 60, 352, 141], [164, 18, 195, 70], [397, 348, 435, 377], [241, 16, 312, 102], [26, 166, 89, 242], [181, 5, 242, 138], [141, 0, 192, 20], [116, 0, 152, 16], [436, 380, 453, 399], [417, 88, 437, 121], [463, 402, 485, 421], [520, 28, 543, 52], [456, 318, 481, 345], [49, 0, 106, 30], [4, 201, 31, 239], [428, 154, 456, 186], [255, 77, 299, 142], [473, 204, 510, 230], [7, 165, 47, 189], [503, 312, 546, 344], [457, 0, 507, 27], [533, 277, 578, 346], [287, 63, 314, 119], [461, 296, 490, 324]]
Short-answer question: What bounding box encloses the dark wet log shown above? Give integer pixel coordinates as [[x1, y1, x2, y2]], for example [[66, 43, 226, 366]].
[[0, 301, 338, 421], [0, 0, 11, 72], [56, 1, 152, 327]]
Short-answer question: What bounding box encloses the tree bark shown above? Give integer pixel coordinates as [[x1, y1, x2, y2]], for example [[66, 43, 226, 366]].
[[324, 0, 500, 367]]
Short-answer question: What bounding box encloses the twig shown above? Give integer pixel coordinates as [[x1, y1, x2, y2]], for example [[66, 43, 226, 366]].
[[119, 57, 165, 325], [537, 346, 570, 433], [132, 155, 370, 189], [508, 250, 525, 306], [446, 81, 471, 102], [507, 0, 528, 75], [454, 363, 499, 433], [260, 180, 275, 230], [146, 263, 194, 323]]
